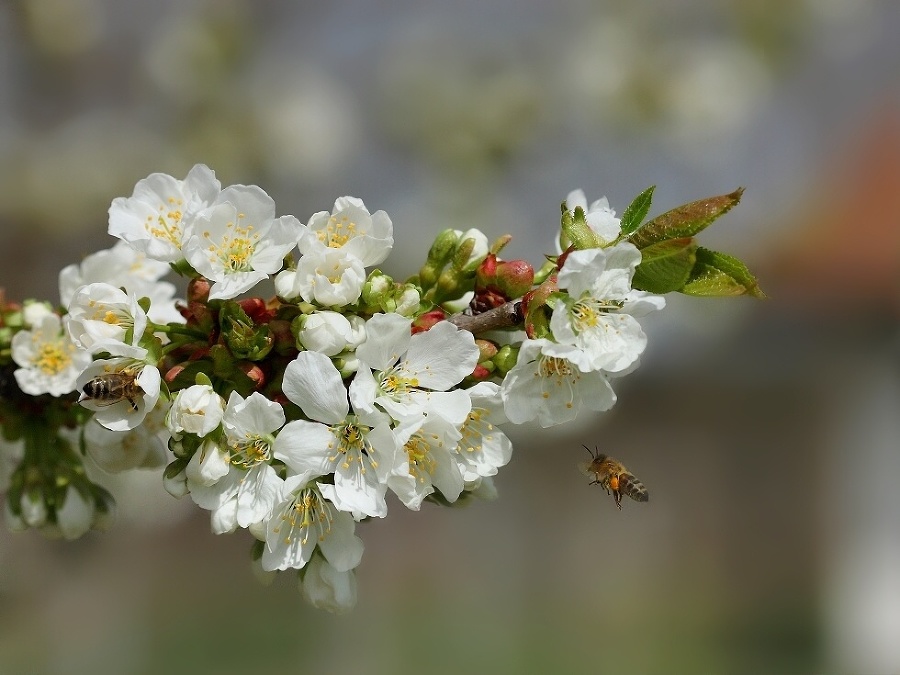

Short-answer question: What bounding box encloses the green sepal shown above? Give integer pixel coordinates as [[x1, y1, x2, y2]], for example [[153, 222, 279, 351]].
[[219, 302, 274, 361], [680, 247, 767, 298], [169, 258, 198, 278], [628, 188, 744, 249], [194, 372, 214, 387], [164, 457, 190, 480], [632, 238, 697, 294], [561, 206, 604, 250], [620, 185, 655, 236]]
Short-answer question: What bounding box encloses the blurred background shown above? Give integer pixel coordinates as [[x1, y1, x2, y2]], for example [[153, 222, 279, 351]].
[[1, 0, 899, 673]]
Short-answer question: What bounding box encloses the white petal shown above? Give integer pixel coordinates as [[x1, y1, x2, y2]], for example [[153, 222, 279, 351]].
[[282, 351, 349, 424], [355, 313, 411, 371], [348, 367, 378, 417], [236, 464, 283, 528], [273, 420, 338, 476], [404, 321, 478, 391]]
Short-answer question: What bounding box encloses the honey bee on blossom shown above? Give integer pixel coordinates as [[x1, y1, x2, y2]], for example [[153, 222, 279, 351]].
[[81, 369, 144, 412], [581, 445, 648, 510]]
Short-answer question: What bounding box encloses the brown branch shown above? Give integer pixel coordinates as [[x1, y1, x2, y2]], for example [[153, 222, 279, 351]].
[[447, 301, 522, 334]]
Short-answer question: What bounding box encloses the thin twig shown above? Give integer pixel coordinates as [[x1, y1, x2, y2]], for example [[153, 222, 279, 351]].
[[447, 301, 522, 334]]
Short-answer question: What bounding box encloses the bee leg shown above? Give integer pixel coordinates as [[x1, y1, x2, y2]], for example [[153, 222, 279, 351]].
[[614, 492, 623, 510], [126, 396, 138, 412]]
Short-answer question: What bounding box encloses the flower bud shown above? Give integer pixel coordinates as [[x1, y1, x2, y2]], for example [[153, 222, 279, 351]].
[[274, 270, 299, 301], [426, 229, 460, 266], [495, 260, 534, 298], [452, 228, 490, 272], [476, 254, 534, 300], [167, 384, 225, 437], [20, 489, 47, 527], [238, 362, 266, 390], [163, 460, 189, 498], [187, 277, 211, 304], [394, 286, 421, 317], [300, 555, 358, 614], [334, 353, 360, 379], [57, 485, 94, 540], [412, 309, 447, 334], [475, 339, 499, 362], [268, 319, 296, 356], [186, 438, 230, 487], [492, 344, 520, 377], [419, 229, 459, 289], [221, 302, 274, 361], [470, 363, 493, 380], [361, 271, 393, 304], [297, 311, 354, 356]]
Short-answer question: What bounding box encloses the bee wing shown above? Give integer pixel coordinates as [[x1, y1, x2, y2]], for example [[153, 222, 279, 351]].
[[578, 460, 597, 479]]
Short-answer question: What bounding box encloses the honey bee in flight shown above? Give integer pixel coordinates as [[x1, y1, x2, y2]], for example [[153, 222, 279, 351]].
[[581, 446, 648, 510], [81, 370, 144, 412]]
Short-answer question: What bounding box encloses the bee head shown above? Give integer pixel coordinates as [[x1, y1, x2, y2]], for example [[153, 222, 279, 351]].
[[582, 444, 606, 463]]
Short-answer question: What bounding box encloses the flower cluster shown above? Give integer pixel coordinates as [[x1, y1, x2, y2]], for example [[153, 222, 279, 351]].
[[0, 166, 759, 612]]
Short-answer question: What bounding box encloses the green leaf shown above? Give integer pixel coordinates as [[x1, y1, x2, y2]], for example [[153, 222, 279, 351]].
[[629, 188, 744, 249], [632, 238, 697, 294], [620, 185, 655, 236], [680, 247, 766, 298]]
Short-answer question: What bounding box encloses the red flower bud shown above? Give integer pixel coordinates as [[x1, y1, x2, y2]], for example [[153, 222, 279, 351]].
[[412, 309, 448, 334], [475, 253, 499, 287], [164, 364, 186, 384], [238, 363, 266, 389], [187, 278, 211, 303], [470, 363, 492, 380], [495, 259, 534, 298], [238, 298, 275, 324]]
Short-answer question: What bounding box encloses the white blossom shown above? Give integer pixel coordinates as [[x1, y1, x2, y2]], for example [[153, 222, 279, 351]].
[[454, 381, 513, 481], [388, 413, 465, 510], [59, 241, 182, 325], [301, 196, 393, 266], [185, 438, 231, 487], [276, 246, 366, 307], [349, 313, 479, 425], [275, 351, 401, 519], [186, 392, 285, 530], [108, 164, 221, 262], [182, 185, 301, 300], [66, 283, 148, 358], [500, 338, 616, 428], [12, 314, 92, 397], [261, 475, 364, 572], [550, 244, 665, 373], [22, 301, 54, 328], [83, 411, 168, 473]]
